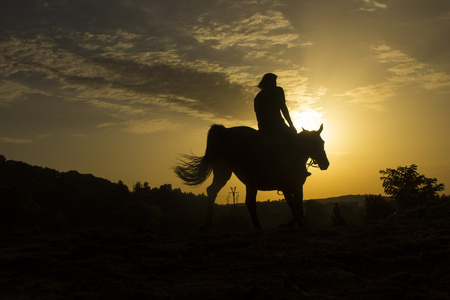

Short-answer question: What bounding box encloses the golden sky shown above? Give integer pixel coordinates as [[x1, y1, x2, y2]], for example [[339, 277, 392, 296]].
[[1, 0, 449, 203]]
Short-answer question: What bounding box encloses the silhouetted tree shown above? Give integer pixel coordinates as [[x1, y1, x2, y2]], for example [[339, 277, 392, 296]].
[[142, 182, 151, 192], [133, 181, 151, 193], [159, 184, 173, 192], [133, 181, 142, 193], [380, 164, 445, 211], [116, 180, 129, 193]]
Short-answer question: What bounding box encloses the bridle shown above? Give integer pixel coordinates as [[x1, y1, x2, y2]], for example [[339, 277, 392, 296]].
[[306, 158, 319, 171], [277, 157, 319, 196]]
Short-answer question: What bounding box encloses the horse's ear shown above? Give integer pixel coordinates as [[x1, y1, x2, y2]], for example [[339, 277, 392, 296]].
[[318, 124, 323, 134]]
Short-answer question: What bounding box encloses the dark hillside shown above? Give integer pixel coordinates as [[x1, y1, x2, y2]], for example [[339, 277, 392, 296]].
[[312, 194, 367, 206], [0, 155, 205, 229], [0, 155, 130, 227]]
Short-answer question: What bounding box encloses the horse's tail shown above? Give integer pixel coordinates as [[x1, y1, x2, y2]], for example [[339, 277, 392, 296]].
[[174, 124, 226, 186]]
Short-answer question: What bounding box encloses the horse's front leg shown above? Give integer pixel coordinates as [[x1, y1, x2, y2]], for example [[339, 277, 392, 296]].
[[245, 186, 261, 230], [293, 188, 307, 227], [283, 187, 306, 228]]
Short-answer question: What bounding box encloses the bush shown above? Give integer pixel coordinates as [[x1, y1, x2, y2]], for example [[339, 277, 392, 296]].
[[364, 194, 395, 221]]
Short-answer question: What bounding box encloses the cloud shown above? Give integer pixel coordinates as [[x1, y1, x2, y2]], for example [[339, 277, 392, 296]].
[[374, 44, 450, 89], [0, 136, 32, 144], [189, 10, 302, 54], [338, 83, 395, 111], [97, 118, 178, 135], [123, 119, 178, 134], [339, 44, 450, 110], [358, 0, 387, 12], [0, 80, 51, 106], [86, 99, 145, 115]]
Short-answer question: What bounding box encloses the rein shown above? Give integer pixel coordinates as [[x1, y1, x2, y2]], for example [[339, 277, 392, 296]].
[[277, 158, 319, 196], [306, 158, 319, 171]]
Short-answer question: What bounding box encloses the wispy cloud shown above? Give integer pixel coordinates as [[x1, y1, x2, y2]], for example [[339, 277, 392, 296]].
[[122, 119, 179, 135], [339, 44, 450, 110], [338, 83, 396, 111], [0, 136, 32, 144], [373, 45, 450, 90], [190, 11, 302, 53], [97, 119, 178, 135], [358, 0, 387, 12], [0, 80, 51, 106], [86, 99, 145, 115]]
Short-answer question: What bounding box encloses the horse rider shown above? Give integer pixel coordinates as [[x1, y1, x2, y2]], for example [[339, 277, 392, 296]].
[[254, 73, 297, 142], [254, 73, 311, 177]]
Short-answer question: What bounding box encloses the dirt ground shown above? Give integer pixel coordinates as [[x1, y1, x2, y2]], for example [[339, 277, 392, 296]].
[[1, 219, 449, 299]]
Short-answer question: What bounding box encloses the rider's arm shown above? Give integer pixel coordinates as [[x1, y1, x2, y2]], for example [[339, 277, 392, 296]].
[[281, 103, 296, 130], [278, 88, 297, 132]]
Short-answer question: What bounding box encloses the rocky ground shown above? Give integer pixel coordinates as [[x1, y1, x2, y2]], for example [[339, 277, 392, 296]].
[[1, 219, 450, 299]]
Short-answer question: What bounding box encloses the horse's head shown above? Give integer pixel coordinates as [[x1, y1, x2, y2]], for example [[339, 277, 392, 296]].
[[297, 124, 329, 170]]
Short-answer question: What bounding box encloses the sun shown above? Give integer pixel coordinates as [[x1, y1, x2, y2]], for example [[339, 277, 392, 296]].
[[291, 108, 325, 131]]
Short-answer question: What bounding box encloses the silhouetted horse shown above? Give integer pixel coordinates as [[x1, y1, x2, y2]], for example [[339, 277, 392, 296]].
[[174, 124, 329, 230]]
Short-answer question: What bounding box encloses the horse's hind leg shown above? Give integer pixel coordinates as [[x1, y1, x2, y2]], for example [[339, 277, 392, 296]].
[[245, 186, 261, 230], [282, 192, 297, 228], [202, 166, 232, 231]]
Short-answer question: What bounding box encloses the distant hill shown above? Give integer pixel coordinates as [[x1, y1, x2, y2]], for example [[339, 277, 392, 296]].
[[0, 154, 207, 229], [309, 195, 368, 206], [0, 154, 131, 227], [0, 154, 123, 193]]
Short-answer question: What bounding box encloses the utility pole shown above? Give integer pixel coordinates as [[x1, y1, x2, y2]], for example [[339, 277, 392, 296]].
[[229, 186, 239, 218]]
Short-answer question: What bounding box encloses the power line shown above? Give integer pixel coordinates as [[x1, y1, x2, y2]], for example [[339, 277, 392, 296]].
[[229, 186, 239, 218]]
